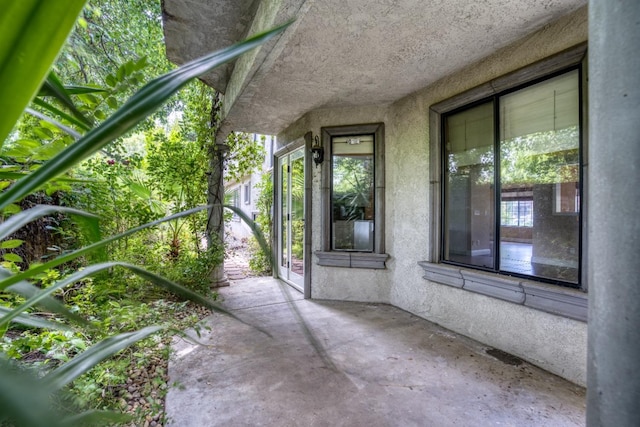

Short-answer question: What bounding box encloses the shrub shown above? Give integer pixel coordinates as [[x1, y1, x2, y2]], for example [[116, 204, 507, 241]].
[[0, 4, 288, 425]]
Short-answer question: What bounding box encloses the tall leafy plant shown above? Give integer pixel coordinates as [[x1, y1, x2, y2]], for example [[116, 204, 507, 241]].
[[0, 2, 289, 425], [146, 121, 209, 255], [0, 1, 87, 145], [249, 172, 274, 274]]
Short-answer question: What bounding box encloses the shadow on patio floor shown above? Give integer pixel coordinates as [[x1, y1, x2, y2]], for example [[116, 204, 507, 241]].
[[166, 277, 585, 426]]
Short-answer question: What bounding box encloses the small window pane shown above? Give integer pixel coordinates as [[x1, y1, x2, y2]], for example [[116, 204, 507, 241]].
[[229, 188, 240, 222], [499, 70, 580, 283], [332, 135, 374, 251], [244, 182, 251, 204], [443, 102, 495, 268], [500, 200, 533, 227]]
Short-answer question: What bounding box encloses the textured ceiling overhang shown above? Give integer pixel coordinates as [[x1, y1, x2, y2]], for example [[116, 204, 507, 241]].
[[163, 0, 587, 135]]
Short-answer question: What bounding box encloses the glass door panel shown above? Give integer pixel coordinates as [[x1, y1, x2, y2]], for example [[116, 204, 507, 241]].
[[277, 148, 305, 289], [290, 150, 305, 279]]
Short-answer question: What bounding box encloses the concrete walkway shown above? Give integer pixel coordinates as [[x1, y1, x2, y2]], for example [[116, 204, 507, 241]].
[[223, 254, 253, 281], [166, 277, 585, 426]]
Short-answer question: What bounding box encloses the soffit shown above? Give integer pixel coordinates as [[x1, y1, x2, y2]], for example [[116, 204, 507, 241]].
[[163, 0, 260, 92], [162, 0, 586, 135]]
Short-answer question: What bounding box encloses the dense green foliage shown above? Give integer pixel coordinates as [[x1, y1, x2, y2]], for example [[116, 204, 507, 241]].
[[225, 133, 267, 183], [248, 172, 273, 274], [0, 1, 287, 425]]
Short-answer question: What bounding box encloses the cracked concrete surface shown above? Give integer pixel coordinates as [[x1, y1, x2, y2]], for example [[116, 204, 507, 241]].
[[166, 277, 585, 426]]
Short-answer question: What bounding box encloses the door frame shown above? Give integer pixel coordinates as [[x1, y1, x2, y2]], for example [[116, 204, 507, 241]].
[[273, 133, 313, 298], [276, 150, 304, 290]]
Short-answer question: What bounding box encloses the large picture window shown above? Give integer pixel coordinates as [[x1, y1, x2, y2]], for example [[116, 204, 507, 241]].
[[442, 69, 581, 286]]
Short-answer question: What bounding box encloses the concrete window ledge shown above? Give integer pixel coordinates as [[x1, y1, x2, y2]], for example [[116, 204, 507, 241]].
[[316, 251, 389, 269], [418, 261, 587, 322]]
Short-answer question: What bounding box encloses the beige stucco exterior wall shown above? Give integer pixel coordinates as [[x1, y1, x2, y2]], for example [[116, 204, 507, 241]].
[[280, 106, 392, 303], [276, 6, 588, 385]]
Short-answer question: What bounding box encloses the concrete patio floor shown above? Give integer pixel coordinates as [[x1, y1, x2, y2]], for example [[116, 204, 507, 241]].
[[166, 277, 585, 426]]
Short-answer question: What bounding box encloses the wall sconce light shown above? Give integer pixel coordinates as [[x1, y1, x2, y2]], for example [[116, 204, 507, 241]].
[[310, 134, 324, 167]]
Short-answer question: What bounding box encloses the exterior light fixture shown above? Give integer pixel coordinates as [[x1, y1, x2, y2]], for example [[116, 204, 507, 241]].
[[311, 134, 324, 167]]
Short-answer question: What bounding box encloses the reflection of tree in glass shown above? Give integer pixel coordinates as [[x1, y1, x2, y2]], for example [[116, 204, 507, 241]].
[[333, 156, 374, 221], [290, 157, 305, 260], [447, 127, 579, 187], [501, 127, 579, 186], [447, 147, 493, 182], [290, 158, 305, 215]]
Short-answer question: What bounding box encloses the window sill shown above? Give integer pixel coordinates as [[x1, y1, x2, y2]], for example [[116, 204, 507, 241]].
[[316, 251, 389, 269], [418, 261, 587, 322]]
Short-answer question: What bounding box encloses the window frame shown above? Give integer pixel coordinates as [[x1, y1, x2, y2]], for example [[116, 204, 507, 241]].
[[316, 123, 388, 269], [244, 181, 251, 205], [421, 43, 588, 321], [500, 199, 533, 228], [230, 187, 241, 222], [441, 67, 583, 287], [330, 134, 375, 252]]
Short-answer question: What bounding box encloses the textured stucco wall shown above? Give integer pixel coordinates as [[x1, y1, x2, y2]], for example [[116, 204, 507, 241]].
[[386, 6, 588, 385], [277, 6, 588, 385], [279, 106, 391, 303]]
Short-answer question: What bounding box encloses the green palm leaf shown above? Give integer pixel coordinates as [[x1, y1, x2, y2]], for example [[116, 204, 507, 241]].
[[225, 204, 273, 266], [39, 72, 94, 128], [0, 306, 71, 331], [3, 273, 87, 327], [0, 357, 61, 427], [0, 21, 291, 210], [25, 107, 82, 139], [0, 1, 87, 146], [0, 204, 101, 247], [30, 99, 91, 133], [0, 261, 237, 330], [43, 325, 163, 391], [0, 205, 209, 290]]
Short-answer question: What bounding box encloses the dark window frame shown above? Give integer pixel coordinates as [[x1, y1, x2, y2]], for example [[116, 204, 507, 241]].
[[330, 133, 375, 252], [316, 123, 388, 269], [420, 43, 588, 321], [440, 66, 584, 288]]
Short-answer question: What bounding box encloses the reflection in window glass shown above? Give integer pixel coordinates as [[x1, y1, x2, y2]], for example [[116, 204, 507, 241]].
[[443, 102, 495, 268], [500, 200, 533, 227], [290, 151, 305, 275], [331, 135, 374, 251], [442, 69, 581, 285], [499, 70, 580, 283]]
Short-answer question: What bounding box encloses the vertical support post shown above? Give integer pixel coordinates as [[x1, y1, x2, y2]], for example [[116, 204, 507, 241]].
[[207, 139, 230, 287], [587, 0, 640, 424], [207, 93, 229, 288]]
